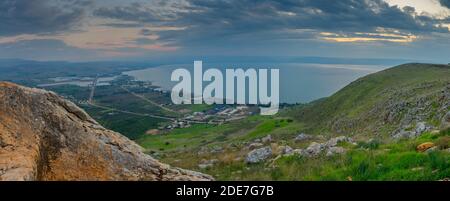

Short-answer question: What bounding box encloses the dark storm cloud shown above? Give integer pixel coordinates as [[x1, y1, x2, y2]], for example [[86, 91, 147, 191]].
[[93, 2, 179, 24], [94, 0, 448, 46], [0, 0, 91, 36], [440, 0, 450, 8]]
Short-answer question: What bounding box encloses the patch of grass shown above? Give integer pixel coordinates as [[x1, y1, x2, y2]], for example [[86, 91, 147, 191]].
[[357, 139, 381, 150], [244, 118, 290, 140]]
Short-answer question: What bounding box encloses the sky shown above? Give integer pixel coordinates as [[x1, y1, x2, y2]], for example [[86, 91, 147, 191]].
[[0, 0, 449, 62]]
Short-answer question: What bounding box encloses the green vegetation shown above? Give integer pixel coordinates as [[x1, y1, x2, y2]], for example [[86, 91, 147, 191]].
[[283, 63, 450, 136], [149, 131, 449, 181], [16, 62, 449, 181], [135, 63, 450, 181]]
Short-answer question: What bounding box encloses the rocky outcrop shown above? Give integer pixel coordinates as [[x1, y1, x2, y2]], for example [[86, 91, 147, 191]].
[[290, 136, 352, 158], [392, 121, 433, 139], [0, 82, 213, 181]]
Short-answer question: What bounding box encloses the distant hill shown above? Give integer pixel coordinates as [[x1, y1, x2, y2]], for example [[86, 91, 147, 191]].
[[0, 59, 160, 86], [287, 63, 450, 137]]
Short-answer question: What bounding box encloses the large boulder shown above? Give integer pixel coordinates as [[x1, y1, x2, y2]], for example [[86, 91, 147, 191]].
[[0, 82, 213, 181], [246, 146, 272, 163], [303, 142, 324, 157]]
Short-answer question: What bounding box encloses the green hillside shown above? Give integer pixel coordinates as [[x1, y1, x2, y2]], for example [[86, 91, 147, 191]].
[[285, 63, 450, 137], [138, 63, 450, 181]]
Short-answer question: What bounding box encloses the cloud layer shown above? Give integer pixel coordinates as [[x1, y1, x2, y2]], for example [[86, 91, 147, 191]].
[[0, 0, 91, 36], [0, 0, 449, 61], [94, 0, 449, 46]]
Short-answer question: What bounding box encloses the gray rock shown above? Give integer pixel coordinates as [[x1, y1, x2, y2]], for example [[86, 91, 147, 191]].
[[304, 142, 324, 157], [392, 130, 416, 139], [326, 147, 346, 157], [294, 133, 312, 142], [392, 122, 433, 139], [261, 135, 273, 143], [279, 145, 294, 155], [415, 122, 427, 134], [246, 146, 272, 163]]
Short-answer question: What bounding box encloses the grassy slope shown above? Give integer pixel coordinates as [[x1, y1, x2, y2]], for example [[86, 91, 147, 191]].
[[137, 63, 450, 180], [285, 63, 450, 136]]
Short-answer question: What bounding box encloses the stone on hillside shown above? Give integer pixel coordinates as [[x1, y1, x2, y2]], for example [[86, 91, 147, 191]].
[[278, 145, 294, 155], [416, 142, 435, 152], [261, 135, 273, 143], [295, 133, 313, 142], [326, 147, 346, 157], [393, 122, 433, 139], [392, 130, 416, 139], [304, 142, 324, 157], [415, 122, 427, 134], [246, 146, 272, 163]]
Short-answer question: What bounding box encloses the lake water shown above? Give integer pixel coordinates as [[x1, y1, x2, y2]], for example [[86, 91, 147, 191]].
[[124, 62, 387, 104]]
